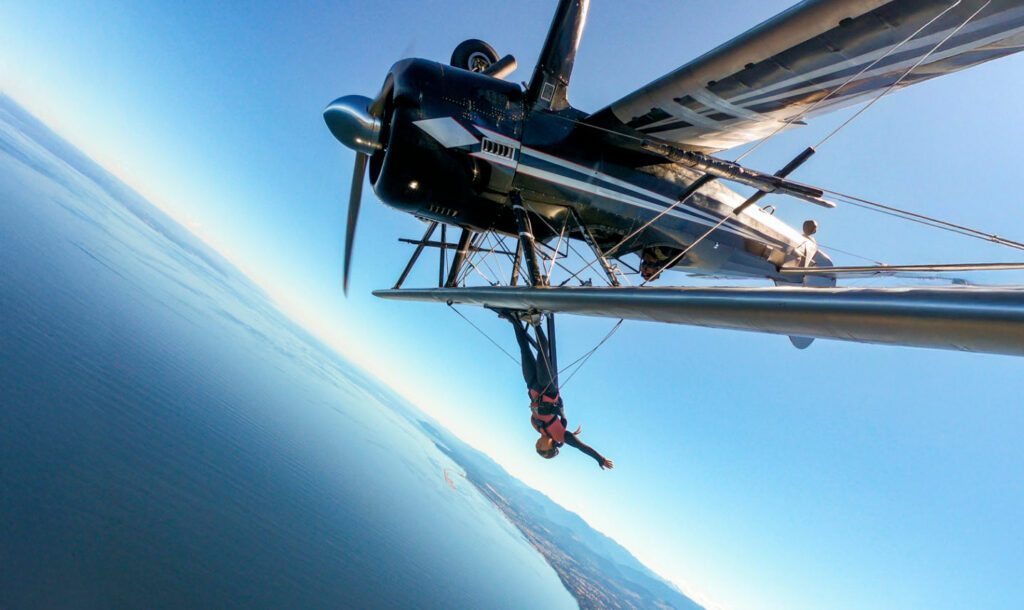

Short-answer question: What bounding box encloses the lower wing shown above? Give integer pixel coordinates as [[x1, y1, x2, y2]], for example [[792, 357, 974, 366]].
[[375, 285, 1024, 356]]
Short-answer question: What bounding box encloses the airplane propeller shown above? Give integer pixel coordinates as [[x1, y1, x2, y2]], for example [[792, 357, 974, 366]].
[[323, 43, 509, 295], [344, 151, 367, 295], [323, 94, 384, 294]]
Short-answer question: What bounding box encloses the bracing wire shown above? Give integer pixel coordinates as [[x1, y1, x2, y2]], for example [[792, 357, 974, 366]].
[[824, 189, 1024, 253], [734, 0, 964, 163], [644, 1, 993, 284], [455, 232, 481, 286], [814, 241, 886, 266], [533, 1, 972, 283], [446, 1, 995, 385], [471, 233, 503, 285], [448, 304, 519, 364], [815, 1, 990, 150], [558, 320, 624, 389], [483, 233, 509, 285], [525, 203, 594, 271]]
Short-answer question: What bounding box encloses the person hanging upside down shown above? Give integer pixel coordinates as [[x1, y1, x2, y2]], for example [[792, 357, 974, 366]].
[[498, 310, 613, 470]]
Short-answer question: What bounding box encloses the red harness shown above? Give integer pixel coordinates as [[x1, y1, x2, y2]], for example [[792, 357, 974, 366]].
[[531, 413, 567, 444], [529, 389, 566, 443], [529, 388, 561, 409]]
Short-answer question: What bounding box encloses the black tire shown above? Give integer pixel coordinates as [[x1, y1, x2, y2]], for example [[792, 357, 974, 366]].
[[450, 39, 499, 73]]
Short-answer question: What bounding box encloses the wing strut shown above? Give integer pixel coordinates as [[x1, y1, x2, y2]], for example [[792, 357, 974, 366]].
[[445, 228, 474, 287], [645, 147, 821, 283], [570, 209, 621, 287], [511, 192, 547, 287], [393, 221, 438, 289], [640, 139, 831, 208]]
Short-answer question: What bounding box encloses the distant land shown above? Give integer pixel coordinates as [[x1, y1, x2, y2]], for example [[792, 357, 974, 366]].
[[326, 370, 706, 609], [0, 92, 703, 610], [414, 415, 705, 610]]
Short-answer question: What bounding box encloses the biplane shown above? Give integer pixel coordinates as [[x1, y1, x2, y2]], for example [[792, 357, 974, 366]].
[[324, 0, 1024, 357]]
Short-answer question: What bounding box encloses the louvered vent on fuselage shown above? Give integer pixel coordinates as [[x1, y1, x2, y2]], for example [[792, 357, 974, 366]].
[[427, 204, 459, 218], [480, 138, 515, 160]]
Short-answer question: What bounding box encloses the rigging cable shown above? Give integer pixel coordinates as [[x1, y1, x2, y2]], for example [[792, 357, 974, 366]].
[[542, 0, 968, 283], [814, 241, 885, 266], [645, 1, 992, 283], [824, 189, 1024, 253], [482, 233, 510, 285], [815, 0, 990, 151], [523, 203, 596, 274], [522, 201, 633, 286], [458, 2, 989, 383], [468, 232, 505, 285], [542, 2, 982, 378], [448, 303, 520, 364], [455, 232, 484, 286], [557, 319, 624, 390], [733, 0, 964, 163]]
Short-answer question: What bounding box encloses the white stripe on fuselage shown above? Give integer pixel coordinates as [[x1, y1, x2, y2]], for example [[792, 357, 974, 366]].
[[518, 146, 805, 246], [416, 119, 808, 250], [516, 153, 767, 244]]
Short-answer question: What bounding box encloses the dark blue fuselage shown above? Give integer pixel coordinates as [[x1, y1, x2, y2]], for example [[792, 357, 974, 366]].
[[369, 59, 831, 283]]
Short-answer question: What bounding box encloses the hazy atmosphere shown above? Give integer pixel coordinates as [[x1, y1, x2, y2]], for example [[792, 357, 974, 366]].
[[4, 2, 1024, 609]]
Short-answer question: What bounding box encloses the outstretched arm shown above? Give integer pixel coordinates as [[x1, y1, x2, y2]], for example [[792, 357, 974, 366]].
[[563, 431, 614, 470]]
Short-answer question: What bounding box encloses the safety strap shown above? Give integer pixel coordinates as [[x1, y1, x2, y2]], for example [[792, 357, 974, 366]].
[[531, 413, 565, 442], [530, 393, 562, 415]]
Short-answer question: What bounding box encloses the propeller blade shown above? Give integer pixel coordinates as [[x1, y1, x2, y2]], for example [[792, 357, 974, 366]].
[[367, 77, 393, 119], [343, 152, 368, 295]]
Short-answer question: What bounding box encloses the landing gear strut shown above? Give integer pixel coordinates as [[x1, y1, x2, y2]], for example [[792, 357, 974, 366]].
[[510, 191, 547, 287], [445, 228, 474, 287]]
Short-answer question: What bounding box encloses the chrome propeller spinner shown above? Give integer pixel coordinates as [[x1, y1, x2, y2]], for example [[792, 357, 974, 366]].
[[323, 94, 385, 295], [323, 95, 382, 155]]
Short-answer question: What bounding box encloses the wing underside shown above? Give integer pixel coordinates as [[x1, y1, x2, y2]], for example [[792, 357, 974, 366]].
[[375, 285, 1024, 356], [587, 0, 1024, 152]]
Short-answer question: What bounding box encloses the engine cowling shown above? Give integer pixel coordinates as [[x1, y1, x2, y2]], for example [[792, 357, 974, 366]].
[[368, 59, 523, 233]]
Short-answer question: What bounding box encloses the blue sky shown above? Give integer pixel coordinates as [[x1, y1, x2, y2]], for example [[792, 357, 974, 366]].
[[4, 2, 1024, 609]]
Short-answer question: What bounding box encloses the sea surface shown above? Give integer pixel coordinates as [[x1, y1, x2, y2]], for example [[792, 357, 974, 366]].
[[0, 95, 576, 609]]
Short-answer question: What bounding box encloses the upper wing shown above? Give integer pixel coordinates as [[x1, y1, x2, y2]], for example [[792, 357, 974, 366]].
[[585, 0, 1024, 152], [374, 285, 1024, 356]]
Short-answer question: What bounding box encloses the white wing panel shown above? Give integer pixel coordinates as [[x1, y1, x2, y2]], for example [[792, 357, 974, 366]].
[[588, 0, 1024, 152]]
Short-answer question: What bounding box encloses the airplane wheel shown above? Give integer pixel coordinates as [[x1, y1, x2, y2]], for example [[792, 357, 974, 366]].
[[451, 39, 499, 72]]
